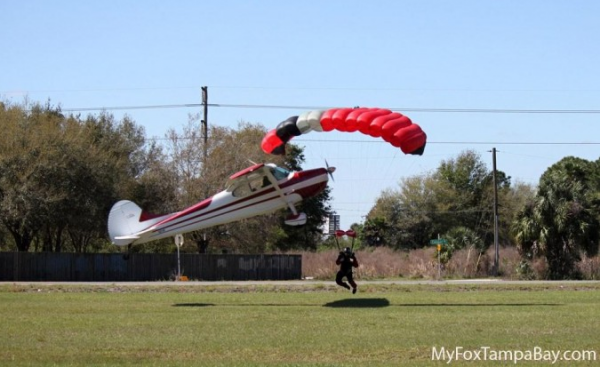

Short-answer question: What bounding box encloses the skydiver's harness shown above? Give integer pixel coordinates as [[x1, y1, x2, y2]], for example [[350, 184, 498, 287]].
[[334, 232, 359, 291], [336, 254, 356, 274], [334, 229, 358, 274]]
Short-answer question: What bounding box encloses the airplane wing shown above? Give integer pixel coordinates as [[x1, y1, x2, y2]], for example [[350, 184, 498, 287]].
[[115, 235, 141, 241], [112, 235, 141, 246], [228, 163, 265, 180]]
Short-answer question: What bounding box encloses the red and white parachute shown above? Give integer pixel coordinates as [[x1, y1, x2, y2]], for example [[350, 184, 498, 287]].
[[261, 107, 427, 155]]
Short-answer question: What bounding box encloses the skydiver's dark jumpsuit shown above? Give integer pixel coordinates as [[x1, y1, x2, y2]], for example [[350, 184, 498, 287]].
[[336, 252, 359, 292]]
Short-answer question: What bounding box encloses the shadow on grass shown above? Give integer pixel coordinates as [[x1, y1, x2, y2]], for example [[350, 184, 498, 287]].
[[172, 301, 562, 308], [323, 298, 390, 308], [174, 299, 392, 308], [173, 303, 215, 307], [172, 303, 317, 307]]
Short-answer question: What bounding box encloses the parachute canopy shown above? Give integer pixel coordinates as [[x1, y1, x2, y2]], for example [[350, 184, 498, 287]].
[[261, 107, 427, 155]]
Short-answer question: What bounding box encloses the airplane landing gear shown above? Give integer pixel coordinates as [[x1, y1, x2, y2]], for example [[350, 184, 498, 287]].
[[122, 244, 132, 261], [285, 212, 307, 226]]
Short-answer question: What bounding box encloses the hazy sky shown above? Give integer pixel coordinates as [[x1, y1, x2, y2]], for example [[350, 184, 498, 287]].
[[3, 0, 600, 229]]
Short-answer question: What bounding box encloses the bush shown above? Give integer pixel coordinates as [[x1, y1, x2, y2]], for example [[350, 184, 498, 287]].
[[300, 247, 441, 280], [298, 245, 600, 280], [445, 247, 487, 278], [577, 255, 600, 280]]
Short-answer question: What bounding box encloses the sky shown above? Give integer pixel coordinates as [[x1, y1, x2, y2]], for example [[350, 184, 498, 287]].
[[2, 0, 600, 230]]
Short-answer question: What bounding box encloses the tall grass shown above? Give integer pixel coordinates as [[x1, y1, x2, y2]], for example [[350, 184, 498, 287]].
[[300, 247, 440, 280], [299, 246, 600, 280], [577, 255, 600, 279]]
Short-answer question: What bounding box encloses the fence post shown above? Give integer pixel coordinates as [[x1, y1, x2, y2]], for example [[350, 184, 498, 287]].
[[14, 252, 19, 281]]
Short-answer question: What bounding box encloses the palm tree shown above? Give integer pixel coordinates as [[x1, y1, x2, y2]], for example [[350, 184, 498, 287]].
[[444, 226, 485, 274], [512, 158, 600, 279]]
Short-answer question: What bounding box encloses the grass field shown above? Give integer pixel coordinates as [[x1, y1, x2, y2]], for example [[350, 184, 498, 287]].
[[1, 282, 599, 366]]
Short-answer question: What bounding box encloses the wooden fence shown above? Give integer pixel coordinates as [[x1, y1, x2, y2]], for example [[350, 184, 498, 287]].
[[0, 252, 301, 281]]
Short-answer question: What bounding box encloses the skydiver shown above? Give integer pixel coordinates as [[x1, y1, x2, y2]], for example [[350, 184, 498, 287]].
[[335, 247, 359, 294]]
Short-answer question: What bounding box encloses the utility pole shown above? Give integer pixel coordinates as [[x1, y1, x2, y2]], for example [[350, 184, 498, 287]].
[[201, 86, 208, 164], [199, 86, 209, 253], [491, 147, 499, 276]]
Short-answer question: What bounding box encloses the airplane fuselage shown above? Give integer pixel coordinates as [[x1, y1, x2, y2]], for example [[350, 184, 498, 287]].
[[126, 167, 329, 245]]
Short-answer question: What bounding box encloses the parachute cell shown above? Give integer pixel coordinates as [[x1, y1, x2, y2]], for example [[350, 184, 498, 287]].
[[260, 107, 427, 156], [262, 130, 286, 155], [341, 108, 370, 132], [319, 109, 338, 132], [357, 109, 392, 135], [368, 112, 403, 137], [394, 124, 427, 154], [381, 115, 412, 143], [296, 110, 325, 134]]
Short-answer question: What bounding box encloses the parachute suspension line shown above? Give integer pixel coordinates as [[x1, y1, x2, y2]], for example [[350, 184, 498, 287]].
[[334, 233, 341, 251], [350, 139, 367, 212], [382, 148, 400, 187]]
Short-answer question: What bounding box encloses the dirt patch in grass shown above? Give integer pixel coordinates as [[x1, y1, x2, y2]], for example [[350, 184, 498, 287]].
[[2, 281, 600, 294]]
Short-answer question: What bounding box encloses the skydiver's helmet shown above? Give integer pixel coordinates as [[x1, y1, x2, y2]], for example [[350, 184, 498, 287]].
[[343, 247, 352, 256]]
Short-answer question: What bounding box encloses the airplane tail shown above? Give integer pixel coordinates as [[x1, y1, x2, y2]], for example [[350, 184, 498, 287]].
[[108, 200, 166, 246]]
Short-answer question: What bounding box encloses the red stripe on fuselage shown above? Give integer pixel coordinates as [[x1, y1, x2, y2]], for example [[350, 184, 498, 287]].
[[154, 197, 213, 227], [279, 168, 328, 191]]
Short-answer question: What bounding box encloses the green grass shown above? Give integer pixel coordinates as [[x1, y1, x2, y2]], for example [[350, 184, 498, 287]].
[[1, 283, 599, 366]]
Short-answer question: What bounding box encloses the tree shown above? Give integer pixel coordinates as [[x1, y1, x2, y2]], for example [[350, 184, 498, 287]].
[[433, 150, 511, 242], [0, 100, 166, 252], [512, 157, 600, 279], [361, 217, 388, 247], [0, 101, 65, 251], [366, 150, 528, 252], [442, 226, 485, 270]]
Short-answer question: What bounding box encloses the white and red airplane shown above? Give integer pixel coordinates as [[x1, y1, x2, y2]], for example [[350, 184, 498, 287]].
[[108, 163, 335, 246]]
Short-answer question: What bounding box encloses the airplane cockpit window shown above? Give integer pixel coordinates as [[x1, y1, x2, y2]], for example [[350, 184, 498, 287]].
[[232, 183, 251, 197], [227, 165, 291, 198], [231, 175, 268, 197], [270, 166, 290, 181]]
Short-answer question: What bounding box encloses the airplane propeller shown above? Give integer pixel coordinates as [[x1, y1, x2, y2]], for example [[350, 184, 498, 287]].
[[325, 159, 336, 182]]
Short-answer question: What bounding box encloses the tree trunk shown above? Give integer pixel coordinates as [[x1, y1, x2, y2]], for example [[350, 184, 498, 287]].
[[9, 228, 32, 252], [196, 237, 209, 254], [54, 226, 63, 253]]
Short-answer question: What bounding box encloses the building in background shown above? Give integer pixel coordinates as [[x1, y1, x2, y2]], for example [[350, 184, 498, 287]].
[[323, 213, 340, 235]]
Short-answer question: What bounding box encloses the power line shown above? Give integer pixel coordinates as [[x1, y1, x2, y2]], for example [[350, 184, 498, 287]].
[[58, 103, 600, 114], [293, 138, 600, 146], [8, 85, 600, 93], [149, 135, 600, 146], [334, 207, 494, 214], [60, 103, 203, 112], [33, 100, 600, 145], [430, 141, 600, 145]]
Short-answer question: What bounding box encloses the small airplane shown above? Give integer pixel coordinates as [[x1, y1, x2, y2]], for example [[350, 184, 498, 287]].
[[108, 162, 335, 246]]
